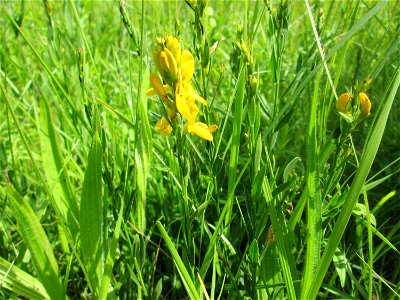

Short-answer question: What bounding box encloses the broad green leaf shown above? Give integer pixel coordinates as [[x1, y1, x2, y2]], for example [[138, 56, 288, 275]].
[[0, 256, 49, 299], [39, 97, 79, 240], [302, 70, 323, 297], [6, 185, 65, 300], [332, 248, 347, 288], [80, 132, 103, 296]]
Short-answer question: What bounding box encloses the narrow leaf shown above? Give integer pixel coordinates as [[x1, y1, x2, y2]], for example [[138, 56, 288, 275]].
[[39, 97, 79, 240], [156, 221, 200, 300], [80, 132, 103, 296]]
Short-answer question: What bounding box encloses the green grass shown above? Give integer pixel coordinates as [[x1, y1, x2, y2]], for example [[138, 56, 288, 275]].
[[1, 1, 400, 299]]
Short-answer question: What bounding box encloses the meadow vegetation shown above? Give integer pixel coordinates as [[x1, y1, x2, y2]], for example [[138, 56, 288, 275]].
[[1, 0, 400, 299]]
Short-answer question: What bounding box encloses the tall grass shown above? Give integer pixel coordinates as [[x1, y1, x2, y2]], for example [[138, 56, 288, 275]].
[[1, 0, 399, 299]]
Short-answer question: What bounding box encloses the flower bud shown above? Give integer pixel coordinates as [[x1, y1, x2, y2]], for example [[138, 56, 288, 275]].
[[359, 92, 371, 116], [156, 117, 173, 136], [163, 48, 178, 79], [149, 74, 167, 98], [336, 93, 351, 114]]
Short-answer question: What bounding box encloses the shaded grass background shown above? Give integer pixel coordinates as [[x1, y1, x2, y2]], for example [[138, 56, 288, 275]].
[[1, 0, 400, 299]]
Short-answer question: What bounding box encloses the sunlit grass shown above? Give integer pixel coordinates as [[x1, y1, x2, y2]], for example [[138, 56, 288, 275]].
[[1, 1, 399, 299]]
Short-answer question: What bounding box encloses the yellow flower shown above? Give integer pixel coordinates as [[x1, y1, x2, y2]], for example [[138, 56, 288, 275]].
[[185, 122, 218, 141], [152, 35, 183, 85], [149, 34, 218, 141], [156, 117, 173, 136], [175, 71, 207, 122], [336, 93, 351, 114], [359, 92, 371, 116], [146, 74, 174, 107], [164, 36, 181, 62], [183, 82, 207, 106], [181, 50, 195, 82]]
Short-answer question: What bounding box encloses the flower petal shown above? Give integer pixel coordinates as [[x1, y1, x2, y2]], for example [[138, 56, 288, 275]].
[[181, 50, 194, 82], [150, 73, 167, 98], [146, 88, 156, 97], [207, 125, 218, 133], [359, 92, 371, 116], [165, 36, 181, 62], [156, 117, 173, 136], [192, 93, 207, 106], [176, 93, 192, 121], [164, 48, 178, 78], [189, 122, 213, 141], [336, 93, 351, 114], [183, 82, 207, 105]]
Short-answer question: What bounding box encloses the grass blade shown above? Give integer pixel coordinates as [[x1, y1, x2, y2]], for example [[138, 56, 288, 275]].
[[262, 177, 298, 298], [134, 66, 152, 231], [6, 185, 65, 300], [0, 256, 49, 299], [156, 220, 200, 300], [302, 70, 323, 296], [225, 65, 245, 227], [80, 132, 103, 296], [38, 97, 79, 240]]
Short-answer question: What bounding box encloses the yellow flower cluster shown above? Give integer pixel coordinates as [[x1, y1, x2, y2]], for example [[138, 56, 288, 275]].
[[336, 92, 371, 117], [146, 35, 217, 141]]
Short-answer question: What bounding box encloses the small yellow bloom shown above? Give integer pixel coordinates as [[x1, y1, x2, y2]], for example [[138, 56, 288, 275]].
[[183, 82, 207, 106], [176, 93, 193, 122], [159, 52, 170, 74], [146, 74, 174, 107], [163, 48, 178, 79], [156, 117, 173, 136], [148, 73, 167, 98], [336, 93, 351, 114], [185, 122, 218, 141], [359, 92, 371, 116], [164, 36, 181, 62], [152, 50, 163, 76], [181, 50, 195, 82]]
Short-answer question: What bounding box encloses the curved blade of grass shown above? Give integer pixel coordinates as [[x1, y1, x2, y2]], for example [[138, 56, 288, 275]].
[[225, 66, 245, 227], [39, 97, 79, 240], [262, 176, 298, 299], [306, 66, 400, 299], [134, 66, 152, 232], [99, 202, 124, 299], [302, 70, 323, 297], [0, 256, 49, 299], [6, 185, 65, 300], [80, 132, 103, 296], [156, 221, 200, 300]]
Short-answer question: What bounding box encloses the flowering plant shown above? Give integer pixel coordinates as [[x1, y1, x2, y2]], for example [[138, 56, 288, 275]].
[[147, 35, 217, 141]]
